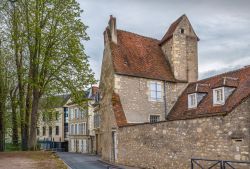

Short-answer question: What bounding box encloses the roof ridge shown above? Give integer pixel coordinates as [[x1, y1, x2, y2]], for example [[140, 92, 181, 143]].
[[198, 66, 250, 83], [117, 29, 160, 42]]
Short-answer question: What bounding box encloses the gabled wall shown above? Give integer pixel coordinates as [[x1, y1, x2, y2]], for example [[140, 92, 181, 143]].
[[161, 16, 198, 82], [99, 31, 117, 162]]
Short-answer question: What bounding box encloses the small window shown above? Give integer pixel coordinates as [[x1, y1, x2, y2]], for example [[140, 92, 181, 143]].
[[55, 126, 59, 135], [55, 111, 59, 120], [180, 28, 185, 34], [150, 115, 160, 123], [70, 124, 74, 134], [37, 127, 40, 136], [188, 93, 197, 108], [43, 126, 46, 136], [213, 87, 225, 105], [150, 82, 162, 101], [49, 126, 52, 136], [75, 109, 78, 119], [75, 124, 77, 135]]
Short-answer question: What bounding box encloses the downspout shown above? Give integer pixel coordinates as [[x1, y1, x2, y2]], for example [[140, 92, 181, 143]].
[[164, 80, 168, 120]]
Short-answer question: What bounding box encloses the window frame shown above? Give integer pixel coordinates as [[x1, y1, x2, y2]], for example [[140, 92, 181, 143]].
[[188, 93, 197, 109], [55, 126, 59, 135], [213, 87, 225, 105], [149, 81, 162, 101], [149, 115, 160, 123], [42, 126, 46, 136]]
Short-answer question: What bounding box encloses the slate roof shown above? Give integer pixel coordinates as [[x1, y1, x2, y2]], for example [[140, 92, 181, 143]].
[[108, 29, 176, 81], [168, 66, 250, 120], [40, 94, 71, 109]]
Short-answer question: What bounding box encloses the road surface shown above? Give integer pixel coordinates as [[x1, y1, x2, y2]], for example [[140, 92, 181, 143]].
[[57, 152, 109, 169]]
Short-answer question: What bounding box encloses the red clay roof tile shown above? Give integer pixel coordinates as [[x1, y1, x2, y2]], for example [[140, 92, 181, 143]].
[[168, 66, 250, 120], [108, 29, 176, 81], [112, 92, 127, 127]]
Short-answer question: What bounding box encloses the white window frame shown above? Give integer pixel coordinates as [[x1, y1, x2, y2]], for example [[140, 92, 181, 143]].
[[188, 93, 197, 109], [213, 87, 225, 105], [149, 81, 162, 101], [75, 108, 78, 119], [149, 115, 160, 123]]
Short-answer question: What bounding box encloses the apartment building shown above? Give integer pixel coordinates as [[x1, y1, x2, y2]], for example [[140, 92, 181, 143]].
[[68, 86, 99, 153], [37, 94, 70, 151]]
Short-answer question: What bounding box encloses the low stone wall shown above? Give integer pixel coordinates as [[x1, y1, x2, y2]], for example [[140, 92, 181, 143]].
[[117, 98, 250, 169]]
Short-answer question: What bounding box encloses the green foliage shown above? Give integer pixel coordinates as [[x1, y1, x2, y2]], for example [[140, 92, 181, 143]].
[[0, 0, 96, 149]]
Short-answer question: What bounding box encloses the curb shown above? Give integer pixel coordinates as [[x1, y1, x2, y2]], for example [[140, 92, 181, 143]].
[[98, 159, 123, 168]]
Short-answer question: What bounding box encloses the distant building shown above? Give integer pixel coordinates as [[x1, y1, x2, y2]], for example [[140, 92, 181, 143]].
[[67, 86, 99, 153], [37, 94, 70, 151]]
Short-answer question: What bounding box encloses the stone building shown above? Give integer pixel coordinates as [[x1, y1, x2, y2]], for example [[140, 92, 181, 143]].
[[68, 86, 98, 153], [99, 14, 199, 162], [37, 94, 70, 151], [99, 14, 250, 168], [118, 66, 250, 169]]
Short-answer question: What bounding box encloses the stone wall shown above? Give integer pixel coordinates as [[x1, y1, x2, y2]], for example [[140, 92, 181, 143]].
[[114, 75, 187, 122], [161, 16, 198, 82], [117, 98, 250, 169], [99, 31, 117, 162]]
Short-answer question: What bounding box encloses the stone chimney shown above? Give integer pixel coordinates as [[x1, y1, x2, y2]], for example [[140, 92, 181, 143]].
[[108, 15, 117, 44]]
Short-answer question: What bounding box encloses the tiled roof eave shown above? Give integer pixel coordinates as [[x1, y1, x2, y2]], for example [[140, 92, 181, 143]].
[[114, 72, 177, 82]]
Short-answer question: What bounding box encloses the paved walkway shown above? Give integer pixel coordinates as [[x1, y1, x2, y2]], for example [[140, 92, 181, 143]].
[[57, 152, 108, 169]]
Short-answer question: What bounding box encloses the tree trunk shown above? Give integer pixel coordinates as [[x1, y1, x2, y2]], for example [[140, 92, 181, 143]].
[[0, 103, 5, 151], [10, 92, 18, 146], [28, 90, 40, 150]]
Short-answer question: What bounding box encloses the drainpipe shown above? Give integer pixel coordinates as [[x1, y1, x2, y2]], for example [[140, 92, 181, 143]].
[[164, 80, 168, 120]]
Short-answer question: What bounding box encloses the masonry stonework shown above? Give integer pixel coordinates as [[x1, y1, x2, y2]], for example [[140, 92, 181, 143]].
[[114, 75, 187, 122], [117, 98, 250, 169], [161, 16, 198, 82], [99, 31, 117, 162]]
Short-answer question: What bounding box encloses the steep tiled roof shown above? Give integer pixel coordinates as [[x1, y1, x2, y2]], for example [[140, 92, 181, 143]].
[[168, 66, 250, 120], [109, 30, 176, 81], [112, 92, 127, 127], [159, 15, 184, 45]]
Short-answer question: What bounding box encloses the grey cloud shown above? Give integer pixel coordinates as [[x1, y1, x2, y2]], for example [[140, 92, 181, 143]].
[[77, 0, 250, 80]]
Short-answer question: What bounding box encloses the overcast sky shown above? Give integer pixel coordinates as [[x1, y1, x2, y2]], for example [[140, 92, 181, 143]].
[[77, 0, 250, 80]]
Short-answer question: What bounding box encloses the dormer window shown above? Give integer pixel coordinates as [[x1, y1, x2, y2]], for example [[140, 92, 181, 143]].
[[213, 87, 225, 105], [188, 93, 197, 108]]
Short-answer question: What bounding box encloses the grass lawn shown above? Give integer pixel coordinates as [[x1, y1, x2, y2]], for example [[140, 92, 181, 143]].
[[0, 151, 67, 169]]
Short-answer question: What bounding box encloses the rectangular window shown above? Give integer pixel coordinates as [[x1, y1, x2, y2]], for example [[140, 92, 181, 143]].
[[188, 93, 197, 108], [55, 126, 59, 135], [150, 82, 162, 101], [55, 111, 59, 120], [75, 124, 77, 135], [43, 126, 46, 136], [83, 123, 86, 135], [49, 126, 52, 136], [71, 124, 74, 135], [37, 127, 40, 136], [150, 115, 160, 123], [75, 109, 78, 119], [213, 87, 225, 105]]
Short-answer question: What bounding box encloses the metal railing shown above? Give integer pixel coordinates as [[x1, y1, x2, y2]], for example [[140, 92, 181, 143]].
[[191, 158, 250, 169]]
